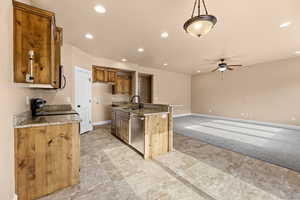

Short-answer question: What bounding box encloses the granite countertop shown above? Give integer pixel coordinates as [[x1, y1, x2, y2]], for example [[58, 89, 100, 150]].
[[14, 104, 81, 128], [112, 107, 169, 116], [112, 102, 132, 107], [14, 113, 81, 129]]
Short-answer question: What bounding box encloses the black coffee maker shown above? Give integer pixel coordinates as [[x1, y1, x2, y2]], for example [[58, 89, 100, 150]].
[[30, 98, 47, 116]]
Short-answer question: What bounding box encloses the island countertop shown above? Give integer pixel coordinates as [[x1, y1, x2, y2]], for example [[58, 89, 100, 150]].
[[112, 106, 170, 116]]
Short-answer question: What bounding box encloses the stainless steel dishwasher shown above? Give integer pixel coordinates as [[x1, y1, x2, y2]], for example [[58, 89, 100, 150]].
[[130, 115, 145, 154]]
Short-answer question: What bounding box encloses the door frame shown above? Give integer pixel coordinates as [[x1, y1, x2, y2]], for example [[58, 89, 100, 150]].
[[74, 66, 93, 134], [138, 73, 154, 103]]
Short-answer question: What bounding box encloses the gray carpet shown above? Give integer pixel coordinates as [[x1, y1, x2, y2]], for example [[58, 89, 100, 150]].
[[174, 115, 300, 172]]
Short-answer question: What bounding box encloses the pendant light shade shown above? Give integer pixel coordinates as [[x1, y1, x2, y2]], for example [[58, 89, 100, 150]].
[[184, 0, 217, 37]]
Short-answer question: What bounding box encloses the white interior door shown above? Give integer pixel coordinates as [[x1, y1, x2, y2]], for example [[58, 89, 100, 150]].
[[75, 67, 92, 134]]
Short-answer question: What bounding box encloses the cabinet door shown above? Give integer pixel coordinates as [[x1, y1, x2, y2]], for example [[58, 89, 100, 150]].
[[92, 67, 107, 82], [14, 2, 56, 85], [123, 78, 132, 95], [107, 70, 116, 82], [53, 27, 63, 88], [115, 76, 123, 93], [15, 124, 80, 200], [114, 75, 131, 95]]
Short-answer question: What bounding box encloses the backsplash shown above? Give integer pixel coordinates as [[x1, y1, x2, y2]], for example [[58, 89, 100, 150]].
[[112, 94, 130, 103]]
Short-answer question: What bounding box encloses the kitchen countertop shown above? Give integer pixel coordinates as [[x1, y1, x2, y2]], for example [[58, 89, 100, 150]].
[[14, 104, 81, 129], [112, 106, 170, 116], [14, 113, 81, 128]]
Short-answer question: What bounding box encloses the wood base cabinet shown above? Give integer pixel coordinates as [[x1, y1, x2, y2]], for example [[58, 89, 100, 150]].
[[15, 123, 80, 200], [111, 108, 173, 159], [114, 111, 131, 144]]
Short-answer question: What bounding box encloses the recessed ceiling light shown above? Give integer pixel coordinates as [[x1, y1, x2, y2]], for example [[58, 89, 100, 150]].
[[161, 32, 169, 38], [197, 70, 201, 73], [296, 51, 300, 54], [121, 58, 127, 62], [94, 5, 106, 14], [163, 63, 168, 66], [138, 48, 144, 52], [85, 33, 94, 39], [280, 21, 292, 28]]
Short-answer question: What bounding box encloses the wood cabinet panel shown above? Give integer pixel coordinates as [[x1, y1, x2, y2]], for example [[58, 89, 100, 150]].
[[113, 75, 132, 95], [14, 1, 56, 85], [92, 66, 117, 83], [53, 27, 63, 88], [115, 111, 131, 144], [15, 123, 80, 200], [144, 114, 169, 159], [107, 70, 117, 82]]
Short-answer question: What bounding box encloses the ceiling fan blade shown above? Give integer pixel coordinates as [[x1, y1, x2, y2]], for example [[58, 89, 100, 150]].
[[211, 67, 219, 72], [227, 65, 243, 67], [227, 67, 234, 70]]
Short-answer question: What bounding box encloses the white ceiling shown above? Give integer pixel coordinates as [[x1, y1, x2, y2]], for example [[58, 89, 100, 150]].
[[31, 0, 300, 74]]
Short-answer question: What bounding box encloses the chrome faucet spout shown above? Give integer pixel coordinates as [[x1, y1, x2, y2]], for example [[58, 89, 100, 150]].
[[130, 95, 141, 104]]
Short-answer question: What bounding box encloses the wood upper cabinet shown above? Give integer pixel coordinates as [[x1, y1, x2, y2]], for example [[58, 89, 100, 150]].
[[113, 74, 132, 95], [107, 69, 117, 82], [13, 1, 62, 88], [92, 66, 117, 83]]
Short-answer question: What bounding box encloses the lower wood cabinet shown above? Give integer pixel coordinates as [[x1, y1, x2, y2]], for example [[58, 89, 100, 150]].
[[114, 111, 131, 144], [14, 123, 80, 200]]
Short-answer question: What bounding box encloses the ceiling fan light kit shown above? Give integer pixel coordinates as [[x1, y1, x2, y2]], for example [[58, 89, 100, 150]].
[[211, 58, 243, 73], [184, 0, 217, 37]]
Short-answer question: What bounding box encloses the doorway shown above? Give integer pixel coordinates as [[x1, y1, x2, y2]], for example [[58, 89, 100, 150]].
[[138, 73, 153, 103], [75, 67, 93, 134]]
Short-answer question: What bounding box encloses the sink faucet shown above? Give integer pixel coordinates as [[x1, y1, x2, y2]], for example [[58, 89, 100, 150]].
[[130, 95, 143, 109], [130, 95, 140, 104]]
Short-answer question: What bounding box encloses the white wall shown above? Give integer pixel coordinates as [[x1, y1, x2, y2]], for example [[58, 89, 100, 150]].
[[36, 44, 192, 122], [192, 57, 300, 125]]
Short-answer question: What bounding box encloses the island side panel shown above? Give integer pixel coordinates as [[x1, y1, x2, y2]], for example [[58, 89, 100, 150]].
[[168, 106, 174, 152], [144, 114, 169, 159], [144, 116, 150, 159]]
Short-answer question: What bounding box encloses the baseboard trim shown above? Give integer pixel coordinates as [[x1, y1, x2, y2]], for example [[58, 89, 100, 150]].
[[173, 113, 192, 118], [191, 113, 300, 131], [93, 120, 111, 126], [13, 194, 17, 200]]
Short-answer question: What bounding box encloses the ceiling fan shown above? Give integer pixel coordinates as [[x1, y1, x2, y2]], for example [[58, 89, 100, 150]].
[[211, 58, 243, 73]]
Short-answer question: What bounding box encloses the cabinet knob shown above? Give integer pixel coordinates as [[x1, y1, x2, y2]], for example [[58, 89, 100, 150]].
[[77, 105, 81, 108]]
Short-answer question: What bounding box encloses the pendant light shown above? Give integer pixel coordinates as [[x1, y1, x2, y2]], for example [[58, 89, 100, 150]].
[[183, 0, 217, 37]]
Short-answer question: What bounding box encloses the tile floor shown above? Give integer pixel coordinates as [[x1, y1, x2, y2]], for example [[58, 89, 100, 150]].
[[39, 125, 300, 200]]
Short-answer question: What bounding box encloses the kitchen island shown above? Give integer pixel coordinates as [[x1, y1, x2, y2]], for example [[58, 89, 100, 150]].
[[111, 103, 173, 159]]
